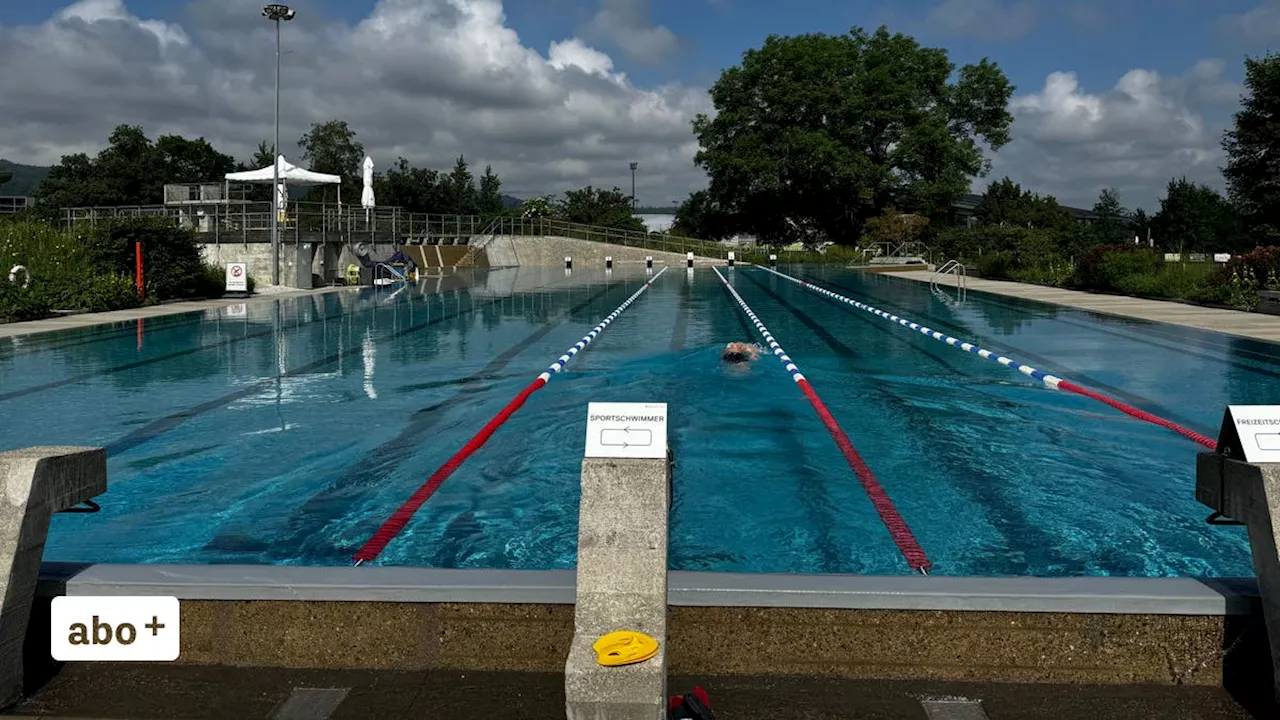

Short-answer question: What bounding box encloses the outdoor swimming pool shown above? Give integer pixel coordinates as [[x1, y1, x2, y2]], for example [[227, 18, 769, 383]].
[[1, 264, 1270, 577]]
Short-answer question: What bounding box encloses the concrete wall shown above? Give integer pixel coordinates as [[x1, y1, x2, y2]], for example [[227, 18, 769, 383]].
[[200, 241, 398, 286], [501, 236, 724, 268], [22, 596, 1254, 686], [200, 234, 708, 286]]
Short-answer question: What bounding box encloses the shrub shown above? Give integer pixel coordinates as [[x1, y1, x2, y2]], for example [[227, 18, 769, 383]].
[[0, 282, 52, 322], [1009, 259, 1074, 287], [1074, 244, 1163, 291], [975, 250, 1014, 279], [82, 217, 206, 301]]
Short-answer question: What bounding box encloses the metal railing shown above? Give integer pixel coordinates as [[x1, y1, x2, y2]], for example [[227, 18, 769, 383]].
[[931, 259, 967, 304], [60, 201, 862, 265], [62, 202, 494, 245]]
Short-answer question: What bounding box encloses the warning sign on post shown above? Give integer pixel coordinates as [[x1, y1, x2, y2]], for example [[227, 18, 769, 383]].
[[585, 402, 668, 459], [225, 262, 248, 293], [1221, 406, 1280, 464]]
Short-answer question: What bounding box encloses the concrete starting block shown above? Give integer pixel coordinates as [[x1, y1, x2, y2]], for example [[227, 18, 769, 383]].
[[0, 447, 107, 709], [566, 404, 670, 719]]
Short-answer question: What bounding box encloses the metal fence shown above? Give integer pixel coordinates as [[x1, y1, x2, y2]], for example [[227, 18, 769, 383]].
[[60, 201, 863, 264], [63, 202, 493, 244]]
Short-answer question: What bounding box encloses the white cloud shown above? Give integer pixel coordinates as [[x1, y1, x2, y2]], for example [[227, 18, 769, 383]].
[[1217, 1, 1280, 45], [579, 0, 682, 66], [0, 0, 711, 201], [988, 60, 1243, 210], [926, 0, 1038, 41]]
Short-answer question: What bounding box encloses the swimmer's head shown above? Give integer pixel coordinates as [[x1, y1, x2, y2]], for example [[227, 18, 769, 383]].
[[722, 350, 749, 363]]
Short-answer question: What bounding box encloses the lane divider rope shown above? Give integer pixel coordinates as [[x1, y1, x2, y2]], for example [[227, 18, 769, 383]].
[[711, 266, 932, 574], [353, 267, 670, 564], [755, 265, 1217, 451]]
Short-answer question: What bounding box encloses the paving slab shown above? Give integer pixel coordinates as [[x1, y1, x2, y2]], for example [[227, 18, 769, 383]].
[[890, 271, 1280, 344], [0, 664, 1267, 719]]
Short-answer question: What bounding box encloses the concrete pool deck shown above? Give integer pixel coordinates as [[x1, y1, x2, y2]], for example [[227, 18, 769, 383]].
[[891, 270, 1280, 343], [1, 665, 1261, 719], [0, 285, 357, 340]]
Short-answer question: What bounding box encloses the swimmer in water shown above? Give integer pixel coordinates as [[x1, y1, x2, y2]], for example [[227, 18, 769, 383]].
[[722, 341, 762, 363]]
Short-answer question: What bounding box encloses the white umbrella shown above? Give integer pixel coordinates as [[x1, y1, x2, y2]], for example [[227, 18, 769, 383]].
[[361, 156, 375, 217]]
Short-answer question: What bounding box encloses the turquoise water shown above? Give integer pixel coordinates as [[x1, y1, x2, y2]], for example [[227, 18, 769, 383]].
[[0, 264, 1270, 577]]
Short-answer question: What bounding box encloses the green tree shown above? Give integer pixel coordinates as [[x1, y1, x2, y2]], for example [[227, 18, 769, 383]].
[[35, 125, 235, 208], [250, 140, 276, 169], [864, 206, 929, 246], [672, 189, 735, 240], [445, 155, 476, 215], [557, 186, 645, 231], [691, 26, 1014, 245], [975, 177, 1073, 229], [1150, 177, 1247, 256], [374, 157, 447, 213], [297, 120, 364, 204], [1090, 188, 1131, 245], [1223, 52, 1280, 240], [153, 134, 237, 186], [477, 164, 503, 215]]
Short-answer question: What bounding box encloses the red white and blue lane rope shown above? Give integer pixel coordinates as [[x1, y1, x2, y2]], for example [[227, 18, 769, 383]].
[[711, 266, 933, 574], [353, 267, 670, 565], [755, 265, 1218, 451]]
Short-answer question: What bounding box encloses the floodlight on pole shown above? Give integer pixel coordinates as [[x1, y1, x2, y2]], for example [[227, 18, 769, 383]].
[[263, 4, 295, 286], [629, 162, 638, 213]]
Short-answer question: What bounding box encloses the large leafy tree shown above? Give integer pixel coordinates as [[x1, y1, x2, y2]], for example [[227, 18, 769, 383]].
[[36, 125, 235, 208], [1223, 52, 1280, 239], [1151, 177, 1247, 255], [692, 26, 1014, 245], [975, 177, 1073, 229], [558, 186, 645, 231], [672, 189, 736, 240], [374, 157, 446, 213], [297, 120, 364, 204]]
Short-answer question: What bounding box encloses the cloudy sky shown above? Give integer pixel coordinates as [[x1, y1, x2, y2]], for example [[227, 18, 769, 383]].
[[0, 0, 1274, 212]]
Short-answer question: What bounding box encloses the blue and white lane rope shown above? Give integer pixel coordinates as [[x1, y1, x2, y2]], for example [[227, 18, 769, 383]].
[[754, 265, 1217, 450], [711, 266, 932, 573], [354, 267, 669, 564], [538, 266, 669, 382]]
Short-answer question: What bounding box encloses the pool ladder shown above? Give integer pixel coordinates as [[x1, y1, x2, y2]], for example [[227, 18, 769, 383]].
[[931, 259, 967, 306]]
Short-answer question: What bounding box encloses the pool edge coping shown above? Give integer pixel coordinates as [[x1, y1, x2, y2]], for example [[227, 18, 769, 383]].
[[34, 563, 1259, 616]]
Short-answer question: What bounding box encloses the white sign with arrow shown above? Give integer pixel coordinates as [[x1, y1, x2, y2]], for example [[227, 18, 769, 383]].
[[584, 402, 668, 459]]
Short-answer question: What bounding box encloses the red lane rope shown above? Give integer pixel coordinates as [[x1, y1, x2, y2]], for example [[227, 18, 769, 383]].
[[755, 265, 1218, 452], [1056, 380, 1217, 450], [353, 267, 669, 565], [712, 266, 932, 574]]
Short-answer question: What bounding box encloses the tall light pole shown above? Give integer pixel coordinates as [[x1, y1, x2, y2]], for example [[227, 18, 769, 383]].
[[629, 162, 638, 214], [263, 4, 296, 286]]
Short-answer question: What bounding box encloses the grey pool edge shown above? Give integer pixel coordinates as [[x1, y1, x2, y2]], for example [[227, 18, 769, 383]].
[[34, 563, 1259, 615]]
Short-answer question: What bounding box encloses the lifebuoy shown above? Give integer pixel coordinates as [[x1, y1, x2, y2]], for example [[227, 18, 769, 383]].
[[354, 242, 370, 258], [8, 265, 29, 289]]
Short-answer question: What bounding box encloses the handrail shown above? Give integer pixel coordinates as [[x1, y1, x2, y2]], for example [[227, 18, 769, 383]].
[[930, 259, 967, 304], [375, 262, 407, 282], [454, 215, 504, 268]]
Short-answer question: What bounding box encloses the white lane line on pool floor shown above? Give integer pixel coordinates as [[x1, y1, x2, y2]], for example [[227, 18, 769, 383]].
[[271, 687, 351, 720], [920, 697, 990, 720]]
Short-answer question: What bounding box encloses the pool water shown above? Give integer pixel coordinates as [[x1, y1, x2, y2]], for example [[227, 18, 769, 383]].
[[1, 264, 1271, 577]]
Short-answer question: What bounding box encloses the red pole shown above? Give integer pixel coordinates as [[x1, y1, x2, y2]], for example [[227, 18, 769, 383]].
[[135, 241, 144, 299]]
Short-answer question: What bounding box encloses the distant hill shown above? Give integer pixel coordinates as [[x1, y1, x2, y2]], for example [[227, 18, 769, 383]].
[[0, 160, 50, 197], [501, 194, 523, 208]]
